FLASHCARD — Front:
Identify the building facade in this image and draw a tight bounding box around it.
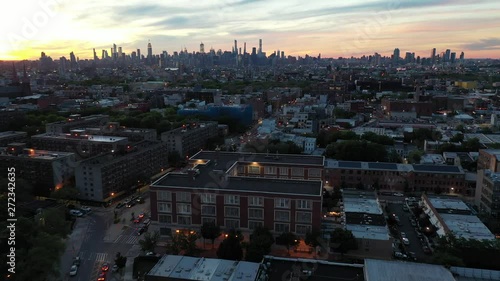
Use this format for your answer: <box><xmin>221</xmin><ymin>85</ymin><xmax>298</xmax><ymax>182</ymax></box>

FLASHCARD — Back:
<box><xmin>75</xmin><ymin>140</ymin><xmax>168</xmax><ymax>202</ymax></box>
<box><xmin>45</xmin><ymin>114</ymin><xmax>109</xmax><ymax>134</ymax></box>
<box><xmin>0</xmin><ymin>143</ymin><xmax>76</xmax><ymax>197</ymax></box>
<box><xmin>475</xmin><ymin>170</ymin><xmax>500</xmax><ymax>218</ymax></box>
<box><xmin>149</xmin><ymin>151</ymin><xmax>324</xmax><ymax>237</ymax></box>
<box><xmin>0</xmin><ymin>131</ymin><xmax>27</xmax><ymax>147</ymax></box>
<box><xmin>161</xmin><ymin>122</ymin><xmax>219</xmax><ymax>158</ymax></box>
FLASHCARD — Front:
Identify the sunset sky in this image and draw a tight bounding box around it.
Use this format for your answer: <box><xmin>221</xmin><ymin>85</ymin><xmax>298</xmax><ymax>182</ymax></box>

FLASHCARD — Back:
<box><xmin>1</xmin><ymin>0</ymin><xmax>500</xmax><ymax>60</ymax></box>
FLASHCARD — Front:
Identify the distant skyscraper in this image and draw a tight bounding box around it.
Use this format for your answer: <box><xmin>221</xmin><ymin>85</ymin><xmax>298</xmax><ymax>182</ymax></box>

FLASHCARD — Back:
<box><xmin>147</xmin><ymin>41</ymin><xmax>153</xmax><ymax>64</ymax></box>
<box><xmin>113</xmin><ymin>43</ymin><xmax>117</xmax><ymax>59</ymax></box>
<box><xmin>393</xmin><ymin>48</ymin><xmax>400</xmax><ymax>64</ymax></box>
<box><xmin>460</xmin><ymin>51</ymin><xmax>465</xmax><ymax>62</ymax></box>
<box><xmin>118</xmin><ymin>47</ymin><xmax>122</xmax><ymax>59</ymax></box>
<box><xmin>450</xmin><ymin>52</ymin><xmax>456</xmax><ymax>64</ymax></box>
<box><xmin>281</xmin><ymin>51</ymin><xmax>284</xmax><ymax>59</ymax></box>
<box><xmin>258</xmin><ymin>39</ymin><xmax>262</xmax><ymax>54</ymax></box>
<box><xmin>69</xmin><ymin>52</ymin><xmax>76</xmax><ymax>69</ymax></box>
<box><xmin>234</xmin><ymin>40</ymin><xmax>238</xmax><ymax>55</ymax></box>
<box><xmin>431</xmin><ymin>48</ymin><xmax>436</xmax><ymax>64</ymax></box>
<box><xmin>137</xmin><ymin>49</ymin><xmax>141</xmax><ymax>61</ymax></box>
<box><xmin>243</xmin><ymin>42</ymin><xmax>246</xmax><ymax>55</ymax></box>
<box><xmin>445</xmin><ymin>49</ymin><xmax>451</xmax><ymax>62</ymax></box>
<box><xmin>200</xmin><ymin>42</ymin><xmax>205</xmax><ymax>53</ymax></box>
<box><xmin>59</xmin><ymin>56</ymin><xmax>67</xmax><ymax>74</ymax></box>
<box><xmin>93</xmin><ymin>48</ymin><xmax>98</xmax><ymax>61</ymax></box>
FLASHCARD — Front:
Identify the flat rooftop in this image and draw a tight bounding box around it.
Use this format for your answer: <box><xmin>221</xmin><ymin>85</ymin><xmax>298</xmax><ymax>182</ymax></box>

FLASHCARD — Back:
<box><xmin>0</xmin><ymin>131</ymin><xmax>26</xmax><ymax>138</ymax></box>
<box><xmin>32</xmin><ymin>133</ymin><xmax>128</xmax><ymax>143</ymax></box>
<box><xmin>0</xmin><ymin>148</ymin><xmax>74</xmax><ymax>160</ymax></box>
<box><xmin>262</xmin><ymin>256</ymin><xmax>364</xmax><ymax>281</ymax></box>
<box><xmin>192</xmin><ymin>151</ymin><xmax>324</xmax><ymax>166</ymax></box>
<box><xmin>346</xmin><ymin>224</ymin><xmax>390</xmax><ymax>240</ymax></box>
<box><xmin>324</xmin><ymin>160</ymin><xmax>463</xmax><ymax>174</ymax></box>
<box><xmin>440</xmin><ymin>213</ymin><xmax>495</xmax><ymax>240</ymax></box>
<box><xmin>153</xmin><ymin>164</ymin><xmax>322</xmax><ymax>196</ymax></box>
<box><xmin>364</xmin><ymin>259</ymin><xmax>455</xmax><ymax>281</ymax></box>
<box><xmin>450</xmin><ymin>266</ymin><xmax>500</xmax><ymax>281</ymax></box>
<box><xmin>147</xmin><ymin>255</ymin><xmax>259</xmax><ymax>281</ymax></box>
<box><xmin>427</xmin><ymin>197</ymin><xmax>470</xmax><ymax>211</ymax></box>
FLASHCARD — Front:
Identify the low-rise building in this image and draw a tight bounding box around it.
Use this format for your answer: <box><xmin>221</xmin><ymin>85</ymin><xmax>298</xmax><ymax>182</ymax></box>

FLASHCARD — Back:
<box><xmin>421</xmin><ymin>194</ymin><xmax>495</xmax><ymax>240</ymax></box>
<box><xmin>45</xmin><ymin>114</ymin><xmax>109</xmax><ymax>134</ymax></box>
<box><xmin>340</xmin><ymin>190</ymin><xmax>393</xmax><ymax>260</ymax></box>
<box><xmin>146</xmin><ymin>255</ymin><xmax>260</xmax><ymax>281</ymax></box>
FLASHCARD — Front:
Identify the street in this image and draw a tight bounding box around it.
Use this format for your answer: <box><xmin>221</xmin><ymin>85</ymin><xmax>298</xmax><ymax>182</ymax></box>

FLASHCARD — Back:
<box><xmin>59</xmin><ymin>194</ymin><xmax>151</xmax><ymax>281</ymax></box>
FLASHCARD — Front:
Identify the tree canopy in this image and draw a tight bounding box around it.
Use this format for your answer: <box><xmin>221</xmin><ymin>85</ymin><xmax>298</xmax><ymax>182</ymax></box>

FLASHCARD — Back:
<box><xmin>200</xmin><ymin>222</ymin><xmax>221</xmax><ymax>249</ymax></box>
<box><xmin>217</xmin><ymin>230</ymin><xmax>243</xmax><ymax>261</ymax></box>
<box><xmin>330</xmin><ymin>228</ymin><xmax>358</xmax><ymax>254</ymax></box>
<box><xmin>245</xmin><ymin>227</ymin><xmax>275</xmax><ymax>262</ymax></box>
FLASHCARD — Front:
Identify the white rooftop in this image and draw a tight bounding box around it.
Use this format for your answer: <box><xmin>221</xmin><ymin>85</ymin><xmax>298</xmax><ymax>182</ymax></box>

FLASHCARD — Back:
<box><xmin>147</xmin><ymin>255</ymin><xmax>260</xmax><ymax>281</ymax></box>
<box><xmin>440</xmin><ymin>214</ymin><xmax>495</xmax><ymax>240</ymax></box>
<box><xmin>346</xmin><ymin>224</ymin><xmax>390</xmax><ymax>240</ymax></box>
<box><xmin>427</xmin><ymin>197</ymin><xmax>469</xmax><ymax>211</ymax></box>
<box><xmin>364</xmin><ymin>259</ymin><xmax>456</xmax><ymax>281</ymax></box>
<box><xmin>343</xmin><ymin>197</ymin><xmax>383</xmax><ymax>215</ymax></box>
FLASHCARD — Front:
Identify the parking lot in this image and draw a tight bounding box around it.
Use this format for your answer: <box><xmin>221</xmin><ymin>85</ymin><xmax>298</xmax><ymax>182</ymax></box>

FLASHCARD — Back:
<box><xmin>388</xmin><ymin>200</ymin><xmax>433</xmax><ymax>262</ymax></box>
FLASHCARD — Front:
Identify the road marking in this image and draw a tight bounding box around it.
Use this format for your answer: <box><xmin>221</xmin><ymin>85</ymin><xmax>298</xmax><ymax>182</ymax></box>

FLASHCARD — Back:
<box><xmin>96</xmin><ymin>253</ymin><xmax>108</xmax><ymax>262</ymax></box>
<box><xmin>113</xmin><ymin>235</ymin><xmax>123</xmax><ymax>243</ymax></box>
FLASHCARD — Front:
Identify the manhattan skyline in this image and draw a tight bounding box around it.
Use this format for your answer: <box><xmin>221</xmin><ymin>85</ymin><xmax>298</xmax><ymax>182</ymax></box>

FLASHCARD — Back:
<box><xmin>1</xmin><ymin>0</ymin><xmax>500</xmax><ymax>60</ymax></box>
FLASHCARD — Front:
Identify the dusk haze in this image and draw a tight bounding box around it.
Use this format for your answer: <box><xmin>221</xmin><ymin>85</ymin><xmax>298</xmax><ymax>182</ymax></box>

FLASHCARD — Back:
<box><xmin>2</xmin><ymin>0</ymin><xmax>500</xmax><ymax>60</ymax></box>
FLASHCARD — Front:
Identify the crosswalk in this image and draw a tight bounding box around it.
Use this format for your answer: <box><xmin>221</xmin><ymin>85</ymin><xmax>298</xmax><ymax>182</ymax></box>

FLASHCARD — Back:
<box><xmin>80</xmin><ymin>251</ymin><xmax>108</xmax><ymax>262</ymax></box>
<box><xmin>113</xmin><ymin>234</ymin><xmax>140</xmax><ymax>244</ymax></box>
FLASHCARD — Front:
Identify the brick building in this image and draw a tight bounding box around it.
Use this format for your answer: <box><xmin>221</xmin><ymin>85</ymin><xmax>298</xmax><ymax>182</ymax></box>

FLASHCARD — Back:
<box><xmin>149</xmin><ymin>151</ymin><xmax>324</xmax><ymax>237</ymax></box>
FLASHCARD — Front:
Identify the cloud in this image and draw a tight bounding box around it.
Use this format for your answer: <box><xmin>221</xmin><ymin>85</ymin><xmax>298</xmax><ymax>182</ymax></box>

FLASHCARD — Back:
<box><xmin>463</xmin><ymin>38</ymin><xmax>500</xmax><ymax>50</ymax></box>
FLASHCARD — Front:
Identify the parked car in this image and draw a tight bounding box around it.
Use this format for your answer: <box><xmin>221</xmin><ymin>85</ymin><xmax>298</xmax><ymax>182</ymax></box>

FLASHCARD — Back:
<box><xmin>115</xmin><ymin>203</ymin><xmax>125</xmax><ymax>209</ymax></box>
<box><xmin>126</xmin><ymin>201</ymin><xmax>136</xmax><ymax>208</ymax></box>
<box><xmin>80</xmin><ymin>206</ymin><xmax>91</xmax><ymax>213</ymax></box>
<box><xmin>69</xmin><ymin>265</ymin><xmax>78</xmax><ymax>276</ymax></box>
<box><xmin>402</xmin><ymin>238</ymin><xmax>410</xmax><ymax>245</ymax></box>
<box><xmin>69</xmin><ymin>210</ymin><xmax>83</xmax><ymax>217</ymax></box>
<box><xmin>394</xmin><ymin>251</ymin><xmax>407</xmax><ymax>259</ymax></box>
<box><xmin>394</xmin><ymin>192</ymin><xmax>404</xmax><ymax>197</ymax></box>
<box><xmin>73</xmin><ymin>257</ymin><xmax>81</xmax><ymax>266</ymax></box>
<box><xmin>143</xmin><ymin>219</ymin><xmax>151</xmax><ymax>227</ymax></box>
<box><xmin>423</xmin><ymin>246</ymin><xmax>432</xmax><ymax>254</ymax></box>
<box><xmin>112</xmin><ymin>264</ymin><xmax>119</xmax><ymax>272</ymax></box>
<box><xmin>408</xmin><ymin>252</ymin><xmax>417</xmax><ymax>261</ymax></box>
<box><xmin>400</xmin><ymin>232</ymin><xmax>407</xmax><ymax>238</ymax></box>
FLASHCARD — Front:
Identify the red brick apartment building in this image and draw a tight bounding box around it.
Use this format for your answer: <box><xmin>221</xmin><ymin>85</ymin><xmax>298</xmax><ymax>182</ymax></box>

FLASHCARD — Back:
<box><xmin>149</xmin><ymin>151</ymin><xmax>324</xmax><ymax>237</ymax></box>
<box><xmin>324</xmin><ymin>160</ymin><xmax>469</xmax><ymax>195</ymax></box>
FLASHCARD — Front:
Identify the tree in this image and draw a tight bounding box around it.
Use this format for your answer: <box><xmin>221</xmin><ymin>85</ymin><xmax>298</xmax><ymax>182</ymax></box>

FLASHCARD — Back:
<box><xmin>166</xmin><ymin>230</ymin><xmax>200</xmax><ymax>256</ymax></box>
<box><xmin>305</xmin><ymin>230</ymin><xmax>322</xmax><ymax>248</ymax></box>
<box><xmin>407</xmin><ymin>150</ymin><xmax>423</xmax><ymax>164</ymax></box>
<box><xmin>167</xmin><ymin>150</ymin><xmax>182</xmax><ymax>167</ymax></box>
<box><xmin>330</xmin><ymin>228</ymin><xmax>358</xmax><ymax>255</ymax></box>
<box><xmin>51</xmin><ymin>186</ymin><xmax>80</xmax><ymax>205</ymax></box>
<box><xmin>276</xmin><ymin>232</ymin><xmax>300</xmax><ymax>255</ymax></box>
<box><xmin>217</xmin><ymin>230</ymin><xmax>243</xmax><ymax>261</ymax></box>
<box><xmin>115</xmin><ymin>252</ymin><xmax>127</xmax><ymax>271</ymax></box>
<box><xmin>201</xmin><ymin>222</ymin><xmax>221</xmax><ymax>249</ymax></box>
<box><xmin>139</xmin><ymin>231</ymin><xmax>160</xmax><ymax>252</ymax></box>
<box><xmin>39</xmin><ymin>207</ymin><xmax>71</xmax><ymax>238</ymax></box>
<box><xmin>245</xmin><ymin>227</ymin><xmax>275</xmax><ymax>262</ymax></box>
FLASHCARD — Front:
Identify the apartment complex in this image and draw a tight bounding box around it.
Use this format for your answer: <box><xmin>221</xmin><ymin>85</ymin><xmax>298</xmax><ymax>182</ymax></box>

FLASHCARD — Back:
<box><xmin>475</xmin><ymin>170</ymin><xmax>500</xmax><ymax>218</ymax></box>
<box><xmin>0</xmin><ymin>143</ymin><xmax>75</xmax><ymax>197</ymax></box>
<box><xmin>0</xmin><ymin>131</ymin><xmax>27</xmax><ymax>147</ymax></box>
<box><xmin>161</xmin><ymin>122</ymin><xmax>219</xmax><ymax>158</ymax></box>
<box><xmin>32</xmin><ymin>130</ymin><xmax>129</xmax><ymax>159</ymax></box>
<box><xmin>75</xmin><ymin>140</ymin><xmax>168</xmax><ymax>202</ymax></box>
<box><xmin>45</xmin><ymin>114</ymin><xmax>109</xmax><ymax>134</ymax></box>
<box><xmin>324</xmin><ymin>160</ymin><xmax>469</xmax><ymax>196</ymax></box>
<box><xmin>150</xmin><ymin>151</ymin><xmax>324</xmax><ymax>237</ymax></box>
<box><xmin>84</xmin><ymin>121</ymin><xmax>157</xmax><ymax>142</ymax></box>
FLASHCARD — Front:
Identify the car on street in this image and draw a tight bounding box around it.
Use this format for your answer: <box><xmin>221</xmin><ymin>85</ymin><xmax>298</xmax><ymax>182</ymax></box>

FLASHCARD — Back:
<box><xmin>73</xmin><ymin>257</ymin><xmax>81</xmax><ymax>266</ymax></box>
<box><xmin>126</xmin><ymin>201</ymin><xmax>136</xmax><ymax>208</ymax></box>
<box><xmin>394</xmin><ymin>192</ymin><xmax>404</xmax><ymax>197</ymax></box>
<box><xmin>133</xmin><ymin>216</ymin><xmax>143</xmax><ymax>223</ymax></box>
<box><xmin>69</xmin><ymin>265</ymin><xmax>78</xmax><ymax>276</ymax></box>
<box><xmin>143</xmin><ymin>219</ymin><xmax>151</xmax><ymax>227</ymax></box>
<box><xmin>408</xmin><ymin>252</ymin><xmax>417</xmax><ymax>261</ymax></box>
<box><xmin>97</xmin><ymin>272</ymin><xmax>107</xmax><ymax>281</ymax></box>
<box><xmin>400</xmin><ymin>232</ymin><xmax>407</xmax><ymax>238</ymax></box>
<box><xmin>115</xmin><ymin>202</ymin><xmax>125</xmax><ymax>209</ymax></box>
<box><xmin>411</xmin><ymin>220</ymin><xmax>417</xmax><ymax>227</ymax></box>
<box><xmin>101</xmin><ymin>262</ymin><xmax>110</xmax><ymax>272</ymax></box>
<box><xmin>137</xmin><ymin>226</ymin><xmax>147</xmax><ymax>235</ymax></box>
<box><xmin>112</xmin><ymin>264</ymin><xmax>119</xmax><ymax>272</ymax></box>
